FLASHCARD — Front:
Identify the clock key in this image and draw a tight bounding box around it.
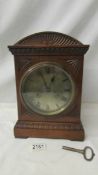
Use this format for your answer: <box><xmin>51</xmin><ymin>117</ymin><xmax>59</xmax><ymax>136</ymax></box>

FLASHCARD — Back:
<box><xmin>62</xmin><ymin>146</ymin><xmax>95</xmax><ymax>161</ymax></box>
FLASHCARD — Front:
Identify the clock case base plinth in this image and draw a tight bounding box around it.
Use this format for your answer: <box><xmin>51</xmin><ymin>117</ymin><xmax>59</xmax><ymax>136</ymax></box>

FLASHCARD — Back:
<box><xmin>14</xmin><ymin>120</ymin><xmax>84</xmax><ymax>141</ymax></box>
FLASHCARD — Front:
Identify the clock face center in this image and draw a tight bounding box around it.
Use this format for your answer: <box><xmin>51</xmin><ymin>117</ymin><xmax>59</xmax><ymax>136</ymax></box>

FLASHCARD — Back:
<box><xmin>20</xmin><ymin>63</ymin><xmax>75</xmax><ymax>116</ymax></box>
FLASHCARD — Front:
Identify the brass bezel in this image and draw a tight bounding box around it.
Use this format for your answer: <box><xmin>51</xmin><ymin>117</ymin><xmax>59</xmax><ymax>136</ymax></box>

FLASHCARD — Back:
<box><xmin>20</xmin><ymin>62</ymin><xmax>75</xmax><ymax>116</ymax></box>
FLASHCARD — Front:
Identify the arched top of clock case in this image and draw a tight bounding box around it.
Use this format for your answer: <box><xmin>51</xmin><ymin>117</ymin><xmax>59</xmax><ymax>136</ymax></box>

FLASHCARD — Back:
<box><xmin>8</xmin><ymin>31</ymin><xmax>89</xmax><ymax>55</ymax></box>
<box><xmin>15</xmin><ymin>31</ymin><xmax>83</xmax><ymax>47</ymax></box>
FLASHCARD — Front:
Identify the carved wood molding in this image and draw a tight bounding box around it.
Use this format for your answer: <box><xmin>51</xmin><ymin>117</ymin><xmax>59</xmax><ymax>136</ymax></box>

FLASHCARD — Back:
<box><xmin>15</xmin><ymin>56</ymin><xmax>82</xmax><ymax>79</ymax></box>
<box><xmin>9</xmin><ymin>46</ymin><xmax>89</xmax><ymax>56</ymax></box>
<box><xmin>66</xmin><ymin>58</ymin><xmax>82</xmax><ymax>77</ymax></box>
<box><xmin>8</xmin><ymin>31</ymin><xmax>89</xmax><ymax>56</ymax></box>
<box><xmin>15</xmin><ymin>57</ymin><xmax>32</xmax><ymax>72</ymax></box>
<box><xmin>15</xmin><ymin>31</ymin><xmax>83</xmax><ymax>46</ymax></box>
<box><xmin>16</xmin><ymin>121</ymin><xmax>83</xmax><ymax>131</ymax></box>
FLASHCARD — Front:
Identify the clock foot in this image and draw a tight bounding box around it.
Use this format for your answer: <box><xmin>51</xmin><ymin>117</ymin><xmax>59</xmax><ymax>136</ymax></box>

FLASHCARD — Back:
<box><xmin>14</xmin><ymin>136</ymin><xmax>29</xmax><ymax>139</ymax></box>
<box><xmin>14</xmin><ymin>120</ymin><xmax>85</xmax><ymax>141</ymax></box>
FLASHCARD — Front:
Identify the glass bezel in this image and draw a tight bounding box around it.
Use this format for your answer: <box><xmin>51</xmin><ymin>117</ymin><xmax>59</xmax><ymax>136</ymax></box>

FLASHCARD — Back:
<box><xmin>20</xmin><ymin>62</ymin><xmax>75</xmax><ymax>116</ymax></box>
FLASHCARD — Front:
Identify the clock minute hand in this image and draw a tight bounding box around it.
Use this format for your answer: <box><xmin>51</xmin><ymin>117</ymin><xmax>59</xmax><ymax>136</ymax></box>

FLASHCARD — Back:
<box><xmin>39</xmin><ymin>72</ymin><xmax>49</xmax><ymax>89</ymax></box>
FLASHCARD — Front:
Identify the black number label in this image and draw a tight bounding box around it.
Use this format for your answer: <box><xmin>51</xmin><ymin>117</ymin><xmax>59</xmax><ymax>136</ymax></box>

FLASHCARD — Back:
<box><xmin>32</xmin><ymin>144</ymin><xmax>47</xmax><ymax>150</ymax></box>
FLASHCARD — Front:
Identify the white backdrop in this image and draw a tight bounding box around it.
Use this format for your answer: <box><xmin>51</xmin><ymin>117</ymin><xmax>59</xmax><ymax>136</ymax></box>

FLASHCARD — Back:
<box><xmin>0</xmin><ymin>0</ymin><xmax>98</xmax><ymax>103</ymax></box>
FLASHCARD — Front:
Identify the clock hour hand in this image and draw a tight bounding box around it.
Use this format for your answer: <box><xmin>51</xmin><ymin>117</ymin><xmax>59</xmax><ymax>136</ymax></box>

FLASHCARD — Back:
<box><xmin>51</xmin><ymin>76</ymin><xmax>55</xmax><ymax>82</ymax></box>
<box><xmin>49</xmin><ymin>75</ymin><xmax>55</xmax><ymax>87</ymax></box>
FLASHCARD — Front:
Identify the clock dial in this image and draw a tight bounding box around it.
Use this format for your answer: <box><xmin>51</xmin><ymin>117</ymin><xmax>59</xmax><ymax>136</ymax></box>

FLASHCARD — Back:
<box><xmin>20</xmin><ymin>63</ymin><xmax>75</xmax><ymax>115</ymax></box>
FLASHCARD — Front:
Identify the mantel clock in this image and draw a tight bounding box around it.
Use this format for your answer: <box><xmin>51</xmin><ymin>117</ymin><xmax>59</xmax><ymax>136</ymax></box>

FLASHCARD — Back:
<box><xmin>8</xmin><ymin>31</ymin><xmax>89</xmax><ymax>140</ymax></box>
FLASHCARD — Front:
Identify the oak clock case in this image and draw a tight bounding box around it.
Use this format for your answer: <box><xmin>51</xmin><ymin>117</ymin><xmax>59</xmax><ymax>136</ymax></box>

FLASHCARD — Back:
<box><xmin>8</xmin><ymin>31</ymin><xmax>89</xmax><ymax>141</ymax></box>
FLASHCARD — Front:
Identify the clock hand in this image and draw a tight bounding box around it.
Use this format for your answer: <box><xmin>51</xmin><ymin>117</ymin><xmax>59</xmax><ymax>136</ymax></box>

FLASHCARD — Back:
<box><xmin>48</xmin><ymin>75</ymin><xmax>55</xmax><ymax>88</ymax></box>
<box><xmin>51</xmin><ymin>76</ymin><xmax>55</xmax><ymax>83</ymax></box>
<box><xmin>39</xmin><ymin>72</ymin><xmax>49</xmax><ymax>89</ymax></box>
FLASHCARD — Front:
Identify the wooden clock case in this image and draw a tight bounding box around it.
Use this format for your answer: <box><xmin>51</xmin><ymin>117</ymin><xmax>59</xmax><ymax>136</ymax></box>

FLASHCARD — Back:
<box><xmin>8</xmin><ymin>31</ymin><xmax>89</xmax><ymax>141</ymax></box>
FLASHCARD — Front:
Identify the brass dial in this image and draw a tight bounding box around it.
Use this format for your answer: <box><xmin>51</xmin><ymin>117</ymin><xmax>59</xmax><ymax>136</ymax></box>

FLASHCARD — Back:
<box><xmin>20</xmin><ymin>63</ymin><xmax>75</xmax><ymax>115</ymax></box>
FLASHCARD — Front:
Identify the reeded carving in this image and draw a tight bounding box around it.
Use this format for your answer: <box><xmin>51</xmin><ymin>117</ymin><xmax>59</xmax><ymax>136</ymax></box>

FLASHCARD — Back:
<box><xmin>15</xmin><ymin>31</ymin><xmax>83</xmax><ymax>46</ymax></box>
<box><xmin>8</xmin><ymin>31</ymin><xmax>89</xmax><ymax>56</ymax></box>
<box><xmin>16</xmin><ymin>121</ymin><xmax>83</xmax><ymax>131</ymax></box>
<box><xmin>66</xmin><ymin>58</ymin><xmax>82</xmax><ymax>77</ymax></box>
